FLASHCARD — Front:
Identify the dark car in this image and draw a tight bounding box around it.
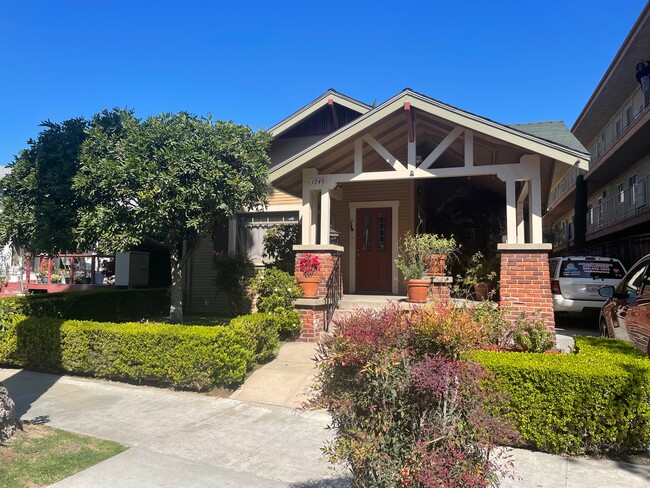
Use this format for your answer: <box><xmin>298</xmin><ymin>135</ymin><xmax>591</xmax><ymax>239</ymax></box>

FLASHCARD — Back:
<box><xmin>599</xmin><ymin>254</ymin><xmax>650</xmax><ymax>355</ymax></box>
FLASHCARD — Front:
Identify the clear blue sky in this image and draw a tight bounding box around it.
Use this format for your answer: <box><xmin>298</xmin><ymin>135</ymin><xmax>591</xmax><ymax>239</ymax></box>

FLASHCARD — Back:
<box><xmin>0</xmin><ymin>1</ymin><xmax>646</xmax><ymax>166</ymax></box>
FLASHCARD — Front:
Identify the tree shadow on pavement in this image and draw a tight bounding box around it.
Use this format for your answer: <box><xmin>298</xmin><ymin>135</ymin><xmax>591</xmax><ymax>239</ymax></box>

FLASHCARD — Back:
<box><xmin>1</xmin><ymin>369</ymin><xmax>60</xmax><ymax>421</ymax></box>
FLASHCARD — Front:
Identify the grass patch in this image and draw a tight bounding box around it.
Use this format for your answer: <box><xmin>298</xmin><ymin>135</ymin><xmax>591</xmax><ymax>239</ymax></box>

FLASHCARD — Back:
<box><xmin>0</xmin><ymin>423</ymin><xmax>126</xmax><ymax>487</ymax></box>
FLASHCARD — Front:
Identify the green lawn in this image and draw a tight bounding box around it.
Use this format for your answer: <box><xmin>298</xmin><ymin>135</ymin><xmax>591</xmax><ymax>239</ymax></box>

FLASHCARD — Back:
<box><xmin>0</xmin><ymin>423</ymin><xmax>126</xmax><ymax>488</ymax></box>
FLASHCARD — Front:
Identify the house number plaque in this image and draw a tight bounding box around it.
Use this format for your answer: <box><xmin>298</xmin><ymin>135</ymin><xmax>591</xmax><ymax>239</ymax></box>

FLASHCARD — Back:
<box><xmin>309</xmin><ymin>177</ymin><xmax>328</xmax><ymax>187</ymax></box>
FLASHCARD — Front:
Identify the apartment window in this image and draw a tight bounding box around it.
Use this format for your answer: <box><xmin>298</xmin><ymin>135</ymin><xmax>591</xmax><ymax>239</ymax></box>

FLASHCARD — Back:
<box><xmin>597</xmin><ymin>197</ymin><xmax>604</xmax><ymax>226</ymax></box>
<box><xmin>588</xmin><ymin>203</ymin><xmax>594</xmax><ymax>225</ymax></box>
<box><xmin>626</xmin><ymin>105</ymin><xmax>635</xmax><ymax>126</ymax></box>
<box><xmin>597</xmin><ymin>132</ymin><xmax>606</xmax><ymax>155</ymax></box>
<box><xmin>615</xmin><ymin>118</ymin><xmax>622</xmax><ymax>136</ymax></box>
<box><xmin>617</xmin><ymin>183</ymin><xmax>625</xmax><ymax>204</ymax></box>
<box><xmin>629</xmin><ymin>174</ymin><xmax>637</xmax><ymax>206</ymax></box>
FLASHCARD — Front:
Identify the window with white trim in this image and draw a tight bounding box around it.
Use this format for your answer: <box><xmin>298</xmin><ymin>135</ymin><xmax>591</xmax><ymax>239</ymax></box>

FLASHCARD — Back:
<box><xmin>617</xmin><ymin>183</ymin><xmax>625</xmax><ymax>204</ymax></box>
<box><xmin>629</xmin><ymin>175</ymin><xmax>637</xmax><ymax>206</ymax></box>
<box><xmin>236</xmin><ymin>211</ymin><xmax>299</xmax><ymax>265</ymax></box>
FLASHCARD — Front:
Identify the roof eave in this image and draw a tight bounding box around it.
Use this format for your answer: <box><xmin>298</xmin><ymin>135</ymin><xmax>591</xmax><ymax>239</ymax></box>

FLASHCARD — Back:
<box><xmin>270</xmin><ymin>89</ymin><xmax>590</xmax><ymax>183</ymax></box>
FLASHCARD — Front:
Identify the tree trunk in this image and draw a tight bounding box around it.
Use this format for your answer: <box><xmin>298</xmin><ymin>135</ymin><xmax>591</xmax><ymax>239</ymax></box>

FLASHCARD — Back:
<box><xmin>169</xmin><ymin>250</ymin><xmax>183</xmax><ymax>324</ymax></box>
<box><xmin>0</xmin><ymin>382</ymin><xmax>16</xmax><ymax>442</ymax></box>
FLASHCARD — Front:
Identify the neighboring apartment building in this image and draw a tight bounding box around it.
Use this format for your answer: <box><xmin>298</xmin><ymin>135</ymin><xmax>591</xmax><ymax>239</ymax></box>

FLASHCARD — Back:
<box><xmin>544</xmin><ymin>2</ymin><xmax>650</xmax><ymax>268</ymax></box>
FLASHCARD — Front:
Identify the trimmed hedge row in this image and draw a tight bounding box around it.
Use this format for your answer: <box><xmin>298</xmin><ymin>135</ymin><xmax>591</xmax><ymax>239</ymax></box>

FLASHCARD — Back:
<box><xmin>471</xmin><ymin>336</ymin><xmax>650</xmax><ymax>455</ymax></box>
<box><xmin>230</xmin><ymin>313</ymin><xmax>280</xmax><ymax>362</ymax></box>
<box><xmin>0</xmin><ymin>312</ymin><xmax>281</xmax><ymax>390</ymax></box>
<box><xmin>3</xmin><ymin>288</ymin><xmax>170</xmax><ymax>322</ymax></box>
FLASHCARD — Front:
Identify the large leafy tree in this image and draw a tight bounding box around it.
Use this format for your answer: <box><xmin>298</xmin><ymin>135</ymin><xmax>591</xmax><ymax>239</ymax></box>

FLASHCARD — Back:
<box><xmin>0</xmin><ymin>118</ymin><xmax>88</xmax><ymax>253</ymax></box>
<box><xmin>74</xmin><ymin>109</ymin><xmax>270</xmax><ymax>323</ymax></box>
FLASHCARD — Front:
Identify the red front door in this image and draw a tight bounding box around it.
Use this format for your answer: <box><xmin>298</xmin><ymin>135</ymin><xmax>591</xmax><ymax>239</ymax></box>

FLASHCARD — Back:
<box><xmin>355</xmin><ymin>207</ymin><xmax>392</xmax><ymax>293</ymax></box>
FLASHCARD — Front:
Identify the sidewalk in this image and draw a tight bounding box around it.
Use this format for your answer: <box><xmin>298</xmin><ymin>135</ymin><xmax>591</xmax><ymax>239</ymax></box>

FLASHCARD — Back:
<box><xmin>2</xmin><ymin>342</ymin><xmax>650</xmax><ymax>487</ymax></box>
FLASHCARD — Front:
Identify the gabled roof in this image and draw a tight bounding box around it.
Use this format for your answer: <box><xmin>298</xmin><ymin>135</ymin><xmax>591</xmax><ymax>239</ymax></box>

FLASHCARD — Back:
<box><xmin>268</xmin><ymin>89</ymin><xmax>372</xmax><ymax>138</ymax></box>
<box><xmin>270</xmin><ymin>88</ymin><xmax>590</xmax><ymax>182</ymax></box>
<box><xmin>509</xmin><ymin>121</ymin><xmax>588</xmax><ymax>154</ymax></box>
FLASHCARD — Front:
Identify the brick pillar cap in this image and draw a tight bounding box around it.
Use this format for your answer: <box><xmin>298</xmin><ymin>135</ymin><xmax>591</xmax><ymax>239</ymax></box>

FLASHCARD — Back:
<box><xmin>497</xmin><ymin>243</ymin><xmax>552</xmax><ymax>252</ymax></box>
<box><xmin>293</xmin><ymin>244</ymin><xmax>344</xmax><ymax>252</ymax></box>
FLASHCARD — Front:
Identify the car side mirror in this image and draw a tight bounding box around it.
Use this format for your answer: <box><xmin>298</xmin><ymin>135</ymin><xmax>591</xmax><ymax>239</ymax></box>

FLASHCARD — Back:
<box><xmin>598</xmin><ymin>285</ymin><xmax>615</xmax><ymax>298</ymax></box>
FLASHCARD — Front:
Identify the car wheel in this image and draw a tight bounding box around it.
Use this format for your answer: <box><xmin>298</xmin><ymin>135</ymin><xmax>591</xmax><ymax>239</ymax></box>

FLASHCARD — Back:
<box><xmin>599</xmin><ymin>317</ymin><xmax>609</xmax><ymax>338</ymax></box>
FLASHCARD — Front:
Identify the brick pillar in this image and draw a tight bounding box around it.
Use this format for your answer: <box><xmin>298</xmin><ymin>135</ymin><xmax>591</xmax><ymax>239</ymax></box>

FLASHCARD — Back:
<box><xmin>428</xmin><ymin>276</ymin><xmax>452</xmax><ymax>303</ymax></box>
<box><xmin>293</xmin><ymin>245</ymin><xmax>344</xmax><ymax>342</ymax></box>
<box><xmin>497</xmin><ymin>244</ymin><xmax>555</xmax><ymax>333</ymax></box>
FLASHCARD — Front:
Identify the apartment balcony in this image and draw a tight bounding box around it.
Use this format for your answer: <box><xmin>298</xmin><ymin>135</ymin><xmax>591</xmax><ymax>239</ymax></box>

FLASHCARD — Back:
<box><xmin>586</xmin><ymin>175</ymin><xmax>650</xmax><ymax>239</ymax></box>
<box><xmin>545</xmin><ymin>87</ymin><xmax>650</xmax><ymax>220</ymax></box>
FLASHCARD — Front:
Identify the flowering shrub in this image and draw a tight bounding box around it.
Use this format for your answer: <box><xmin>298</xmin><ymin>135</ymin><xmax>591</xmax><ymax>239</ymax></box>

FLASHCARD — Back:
<box><xmin>512</xmin><ymin>311</ymin><xmax>554</xmax><ymax>353</ymax></box>
<box><xmin>249</xmin><ymin>267</ymin><xmax>302</xmax><ymax>335</ymax></box>
<box><xmin>312</xmin><ymin>302</ymin><xmax>517</xmax><ymax>487</ymax></box>
<box><xmin>297</xmin><ymin>254</ymin><xmax>320</xmax><ymax>277</ymax></box>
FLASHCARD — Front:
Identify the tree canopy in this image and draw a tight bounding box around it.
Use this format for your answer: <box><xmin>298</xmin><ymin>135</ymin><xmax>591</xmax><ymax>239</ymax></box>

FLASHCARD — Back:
<box><xmin>74</xmin><ymin>109</ymin><xmax>270</xmax><ymax>322</ymax></box>
<box><xmin>0</xmin><ymin>118</ymin><xmax>88</xmax><ymax>254</ymax></box>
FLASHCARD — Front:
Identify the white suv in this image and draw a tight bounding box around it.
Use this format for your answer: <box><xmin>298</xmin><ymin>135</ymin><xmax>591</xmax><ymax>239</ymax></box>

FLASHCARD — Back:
<box><xmin>549</xmin><ymin>256</ymin><xmax>626</xmax><ymax>314</ymax></box>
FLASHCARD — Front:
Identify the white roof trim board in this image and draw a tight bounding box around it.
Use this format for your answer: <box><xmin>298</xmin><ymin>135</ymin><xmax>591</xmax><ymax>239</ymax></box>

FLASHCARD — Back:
<box><xmin>268</xmin><ymin>89</ymin><xmax>372</xmax><ymax>138</ymax></box>
<box><xmin>270</xmin><ymin>89</ymin><xmax>590</xmax><ymax>183</ymax></box>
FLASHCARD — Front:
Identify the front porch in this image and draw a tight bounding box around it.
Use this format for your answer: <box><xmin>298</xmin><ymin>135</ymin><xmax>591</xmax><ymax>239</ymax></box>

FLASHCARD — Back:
<box><xmin>269</xmin><ymin>90</ymin><xmax>590</xmax><ymax>340</ymax></box>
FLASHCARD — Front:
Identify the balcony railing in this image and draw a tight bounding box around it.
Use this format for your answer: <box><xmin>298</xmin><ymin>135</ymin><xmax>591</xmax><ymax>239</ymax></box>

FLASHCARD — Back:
<box><xmin>548</xmin><ymin>163</ymin><xmax>586</xmax><ymax>208</ymax></box>
<box><xmin>547</xmin><ymin>83</ymin><xmax>649</xmax><ymax>209</ymax></box>
<box><xmin>587</xmin><ymin>175</ymin><xmax>649</xmax><ymax>235</ymax></box>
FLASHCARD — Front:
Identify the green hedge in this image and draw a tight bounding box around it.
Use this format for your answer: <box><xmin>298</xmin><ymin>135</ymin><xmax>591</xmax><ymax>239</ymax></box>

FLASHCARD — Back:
<box><xmin>471</xmin><ymin>336</ymin><xmax>650</xmax><ymax>455</ymax></box>
<box><xmin>0</xmin><ymin>316</ymin><xmax>256</xmax><ymax>390</ymax></box>
<box><xmin>3</xmin><ymin>288</ymin><xmax>169</xmax><ymax>322</ymax></box>
<box><xmin>229</xmin><ymin>313</ymin><xmax>279</xmax><ymax>362</ymax></box>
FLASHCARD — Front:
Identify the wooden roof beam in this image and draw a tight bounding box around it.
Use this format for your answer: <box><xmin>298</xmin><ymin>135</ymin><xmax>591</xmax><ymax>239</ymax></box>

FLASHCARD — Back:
<box><xmin>328</xmin><ymin>99</ymin><xmax>339</xmax><ymax>130</ymax></box>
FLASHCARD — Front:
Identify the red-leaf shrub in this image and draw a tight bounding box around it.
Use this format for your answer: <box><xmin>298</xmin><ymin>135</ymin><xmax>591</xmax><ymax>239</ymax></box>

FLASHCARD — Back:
<box><xmin>313</xmin><ymin>303</ymin><xmax>517</xmax><ymax>487</ymax></box>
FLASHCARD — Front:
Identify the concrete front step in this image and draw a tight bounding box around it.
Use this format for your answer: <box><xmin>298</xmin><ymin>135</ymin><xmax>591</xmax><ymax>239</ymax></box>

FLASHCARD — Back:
<box><xmin>336</xmin><ymin>294</ymin><xmax>406</xmax><ymax>310</ymax></box>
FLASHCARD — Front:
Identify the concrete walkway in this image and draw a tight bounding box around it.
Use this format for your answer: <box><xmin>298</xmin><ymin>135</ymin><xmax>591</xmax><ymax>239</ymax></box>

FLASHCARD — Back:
<box><xmin>229</xmin><ymin>342</ymin><xmax>318</xmax><ymax>409</ymax></box>
<box><xmin>2</xmin><ymin>338</ymin><xmax>650</xmax><ymax>487</ymax></box>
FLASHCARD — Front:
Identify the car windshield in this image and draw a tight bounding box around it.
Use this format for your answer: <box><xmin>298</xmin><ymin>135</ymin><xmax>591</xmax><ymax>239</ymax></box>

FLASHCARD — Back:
<box><xmin>559</xmin><ymin>260</ymin><xmax>625</xmax><ymax>279</ymax></box>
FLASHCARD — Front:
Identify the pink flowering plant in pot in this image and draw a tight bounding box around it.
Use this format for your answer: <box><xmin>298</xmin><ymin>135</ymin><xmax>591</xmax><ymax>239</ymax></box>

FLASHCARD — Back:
<box><xmin>298</xmin><ymin>254</ymin><xmax>320</xmax><ymax>278</ymax></box>
<box><xmin>297</xmin><ymin>254</ymin><xmax>320</xmax><ymax>298</ymax></box>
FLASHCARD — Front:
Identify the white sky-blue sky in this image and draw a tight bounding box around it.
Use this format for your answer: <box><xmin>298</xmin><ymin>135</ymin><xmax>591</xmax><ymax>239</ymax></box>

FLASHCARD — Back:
<box><xmin>0</xmin><ymin>1</ymin><xmax>647</xmax><ymax>166</ymax></box>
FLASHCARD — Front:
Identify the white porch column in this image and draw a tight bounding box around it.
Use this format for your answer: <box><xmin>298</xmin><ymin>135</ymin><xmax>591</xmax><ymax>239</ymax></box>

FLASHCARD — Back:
<box><xmin>516</xmin><ymin>182</ymin><xmax>528</xmax><ymax>243</ymax></box>
<box><xmin>506</xmin><ymin>178</ymin><xmax>517</xmax><ymax>244</ymax></box>
<box><xmin>320</xmin><ymin>189</ymin><xmax>331</xmax><ymax>245</ymax></box>
<box><xmin>302</xmin><ymin>169</ymin><xmax>316</xmax><ymax>244</ymax></box>
<box><xmin>310</xmin><ymin>190</ymin><xmax>318</xmax><ymax>244</ymax></box>
<box><xmin>530</xmin><ymin>177</ymin><xmax>543</xmax><ymax>243</ymax></box>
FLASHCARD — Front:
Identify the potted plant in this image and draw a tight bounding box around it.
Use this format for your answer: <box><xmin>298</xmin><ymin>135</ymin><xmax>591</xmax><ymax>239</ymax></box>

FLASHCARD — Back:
<box><xmin>296</xmin><ymin>254</ymin><xmax>320</xmax><ymax>298</ymax></box>
<box><xmin>395</xmin><ymin>233</ymin><xmax>430</xmax><ymax>303</ymax></box>
<box><xmin>51</xmin><ymin>274</ymin><xmax>61</xmax><ymax>284</ymax></box>
<box><xmin>457</xmin><ymin>251</ymin><xmax>499</xmax><ymax>301</ymax></box>
<box><xmin>418</xmin><ymin>233</ymin><xmax>457</xmax><ymax>276</ymax></box>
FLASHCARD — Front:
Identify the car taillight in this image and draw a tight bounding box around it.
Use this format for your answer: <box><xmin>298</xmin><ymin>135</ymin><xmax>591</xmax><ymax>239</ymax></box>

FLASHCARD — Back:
<box><xmin>551</xmin><ymin>280</ymin><xmax>561</xmax><ymax>295</ymax></box>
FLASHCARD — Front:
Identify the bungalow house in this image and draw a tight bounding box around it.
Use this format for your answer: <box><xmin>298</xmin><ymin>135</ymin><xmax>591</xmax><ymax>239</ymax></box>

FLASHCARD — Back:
<box><xmin>184</xmin><ymin>88</ymin><xmax>589</xmax><ymax>338</ymax></box>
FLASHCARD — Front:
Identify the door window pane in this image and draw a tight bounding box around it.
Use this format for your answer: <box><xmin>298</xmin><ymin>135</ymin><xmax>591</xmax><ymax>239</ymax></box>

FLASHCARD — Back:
<box><xmin>363</xmin><ymin>215</ymin><xmax>371</xmax><ymax>251</ymax></box>
<box><xmin>377</xmin><ymin>214</ymin><xmax>386</xmax><ymax>251</ymax></box>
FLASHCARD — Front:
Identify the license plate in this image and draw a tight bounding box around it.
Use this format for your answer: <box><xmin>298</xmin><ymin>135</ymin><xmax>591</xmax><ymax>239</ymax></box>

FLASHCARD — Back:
<box><xmin>586</xmin><ymin>286</ymin><xmax>601</xmax><ymax>293</ymax></box>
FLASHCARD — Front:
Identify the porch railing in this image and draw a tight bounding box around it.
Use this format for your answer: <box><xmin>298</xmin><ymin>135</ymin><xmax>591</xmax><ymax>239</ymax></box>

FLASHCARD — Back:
<box><xmin>325</xmin><ymin>254</ymin><xmax>342</xmax><ymax>331</ymax></box>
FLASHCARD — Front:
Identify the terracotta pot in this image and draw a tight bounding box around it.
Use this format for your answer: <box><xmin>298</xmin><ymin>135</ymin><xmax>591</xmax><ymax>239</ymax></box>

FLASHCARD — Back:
<box><xmin>298</xmin><ymin>276</ymin><xmax>320</xmax><ymax>298</ymax></box>
<box><xmin>423</xmin><ymin>254</ymin><xmax>447</xmax><ymax>276</ymax></box>
<box><xmin>406</xmin><ymin>279</ymin><xmax>430</xmax><ymax>303</ymax></box>
<box><xmin>474</xmin><ymin>282</ymin><xmax>490</xmax><ymax>301</ymax></box>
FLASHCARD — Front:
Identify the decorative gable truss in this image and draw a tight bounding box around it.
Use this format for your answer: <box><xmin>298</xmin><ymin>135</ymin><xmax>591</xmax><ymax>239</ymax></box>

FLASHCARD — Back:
<box><xmin>271</xmin><ymin>90</ymin><xmax>589</xmax><ymax>247</ymax></box>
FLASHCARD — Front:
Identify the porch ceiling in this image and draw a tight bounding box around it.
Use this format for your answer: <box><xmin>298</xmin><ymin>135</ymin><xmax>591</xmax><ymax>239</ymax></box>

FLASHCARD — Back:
<box><xmin>272</xmin><ymin>106</ymin><xmax>556</xmax><ymax>208</ymax></box>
